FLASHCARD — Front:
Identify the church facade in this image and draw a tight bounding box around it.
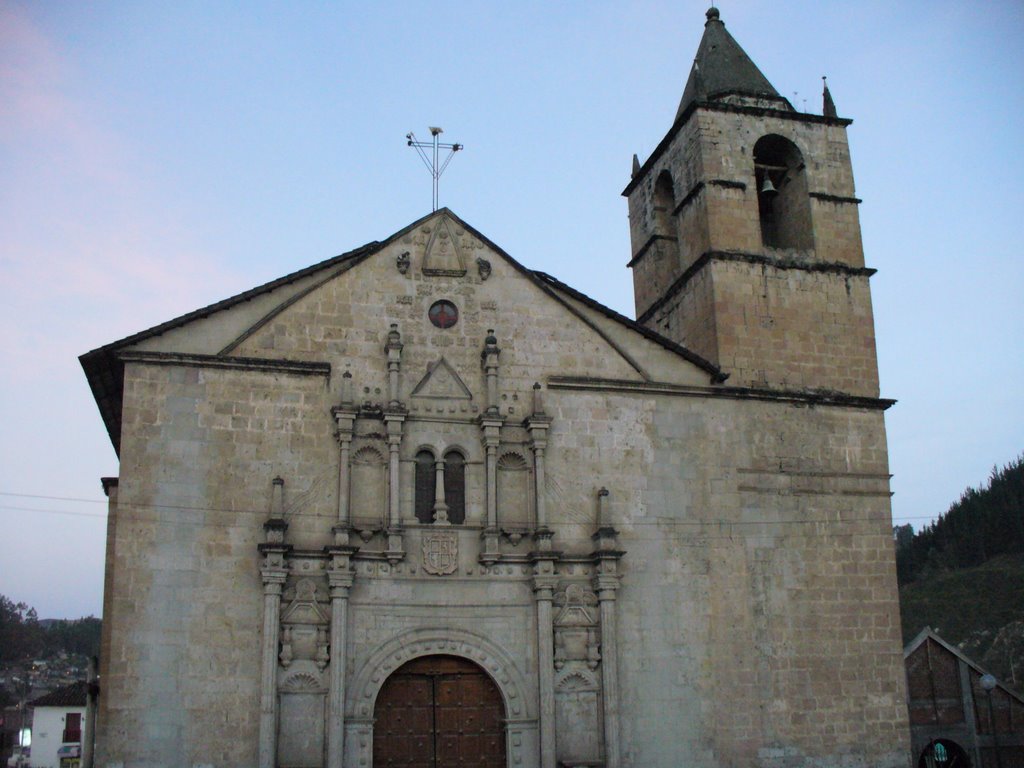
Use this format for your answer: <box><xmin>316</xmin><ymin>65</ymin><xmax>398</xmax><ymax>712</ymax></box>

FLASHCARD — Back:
<box><xmin>81</xmin><ymin>9</ymin><xmax>910</xmax><ymax>768</ymax></box>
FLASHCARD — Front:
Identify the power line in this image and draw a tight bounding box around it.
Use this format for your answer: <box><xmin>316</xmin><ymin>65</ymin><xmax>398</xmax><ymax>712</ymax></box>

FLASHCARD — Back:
<box><xmin>0</xmin><ymin>489</ymin><xmax>944</xmax><ymax>523</ymax></box>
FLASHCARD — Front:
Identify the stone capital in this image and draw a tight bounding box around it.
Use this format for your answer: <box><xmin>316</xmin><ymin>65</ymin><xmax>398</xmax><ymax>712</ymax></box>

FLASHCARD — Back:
<box><xmin>477</xmin><ymin>415</ymin><xmax>505</xmax><ymax>432</ymax></box>
<box><xmin>524</xmin><ymin>415</ymin><xmax>551</xmax><ymax>434</ymax></box>
<box><xmin>384</xmin><ymin>413</ymin><xmax>406</xmax><ymax>437</ymax></box>
<box><xmin>260</xmin><ymin>569</ymin><xmax>288</xmax><ymax>593</ymax></box>
<box><xmin>331</xmin><ymin>406</ymin><xmax>357</xmax><ymax>436</ymax></box>
<box><xmin>593</xmin><ymin>573</ymin><xmax>621</xmax><ymax>598</ymax></box>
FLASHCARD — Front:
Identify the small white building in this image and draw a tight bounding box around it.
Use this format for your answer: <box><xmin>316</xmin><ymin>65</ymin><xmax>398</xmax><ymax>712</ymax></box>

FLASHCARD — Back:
<box><xmin>28</xmin><ymin>682</ymin><xmax>86</xmax><ymax>768</ymax></box>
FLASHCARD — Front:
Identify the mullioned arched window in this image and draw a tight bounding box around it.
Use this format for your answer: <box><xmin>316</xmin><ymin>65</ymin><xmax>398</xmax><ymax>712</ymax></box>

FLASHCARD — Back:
<box><xmin>414</xmin><ymin>447</ymin><xmax>467</xmax><ymax>525</ymax></box>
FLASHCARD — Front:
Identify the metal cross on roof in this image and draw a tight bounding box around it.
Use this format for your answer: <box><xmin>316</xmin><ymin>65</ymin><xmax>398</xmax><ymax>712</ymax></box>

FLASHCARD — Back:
<box><xmin>406</xmin><ymin>127</ymin><xmax>463</xmax><ymax>212</ymax></box>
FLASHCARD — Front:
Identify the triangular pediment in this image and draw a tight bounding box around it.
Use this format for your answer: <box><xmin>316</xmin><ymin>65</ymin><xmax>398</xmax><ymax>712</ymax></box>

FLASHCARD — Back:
<box><xmin>281</xmin><ymin>579</ymin><xmax>329</xmax><ymax>626</ymax></box>
<box><xmin>422</xmin><ymin>214</ymin><xmax>467</xmax><ymax>276</ymax></box>
<box><xmin>411</xmin><ymin>357</ymin><xmax>473</xmax><ymax>401</ymax></box>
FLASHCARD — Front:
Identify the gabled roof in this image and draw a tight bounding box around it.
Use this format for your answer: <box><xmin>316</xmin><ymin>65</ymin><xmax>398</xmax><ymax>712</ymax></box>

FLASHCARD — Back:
<box><xmin>29</xmin><ymin>680</ymin><xmax>87</xmax><ymax>708</ymax></box>
<box><xmin>676</xmin><ymin>7</ymin><xmax>788</xmax><ymax>120</ymax></box>
<box><xmin>81</xmin><ymin>208</ymin><xmax>722</xmax><ymax>455</ymax></box>
<box><xmin>904</xmin><ymin>627</ymin><xmax>1024</xmax><ymax>702</ymax></box>
<box><xmin>533</xmin><ymin>272</ymin><xmax>725</xmax><ymax>382</ymax></box>
<box><xmin>79</xmin><ymin>238</ymin><xmax>381</xmax><ymax>453</ymax></box>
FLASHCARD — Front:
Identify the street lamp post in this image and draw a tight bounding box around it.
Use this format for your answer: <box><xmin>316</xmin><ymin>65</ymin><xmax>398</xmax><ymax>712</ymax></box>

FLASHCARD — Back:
<box><xmin>979</xmin><ymin>673</ymin><xmax>1004</xmax><ymax>768</ymax></box>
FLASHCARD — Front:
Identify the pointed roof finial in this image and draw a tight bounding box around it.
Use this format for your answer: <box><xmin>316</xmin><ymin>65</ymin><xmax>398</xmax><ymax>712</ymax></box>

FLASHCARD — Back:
<box><xmin>822</xmin><ymin>75</ymin><xmax>837</xmax><ymax>118</ymax></box>
<box><xmin>676</xmin><ymin>5</ymin><xmax>785</xmax><ymax>119</ymax></box>
<box><xmin>631</xmin><ymin>153</ymin><xmax>641</xmax><ymax>178</ymax></box>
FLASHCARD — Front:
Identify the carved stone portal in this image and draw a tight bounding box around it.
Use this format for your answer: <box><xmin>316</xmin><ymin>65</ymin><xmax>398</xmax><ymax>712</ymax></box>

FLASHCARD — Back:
<box><xmin>422</xmin><ymin>530</ymin><xmax>459</xmax><ymax>575</ymax></box>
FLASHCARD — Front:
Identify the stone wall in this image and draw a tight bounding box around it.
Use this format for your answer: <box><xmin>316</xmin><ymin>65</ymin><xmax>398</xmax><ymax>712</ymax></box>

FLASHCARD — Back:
<box><xmin>92</xmin><ymin>211</ymin><xmax>907</xmax><ymax>767</ymax></box>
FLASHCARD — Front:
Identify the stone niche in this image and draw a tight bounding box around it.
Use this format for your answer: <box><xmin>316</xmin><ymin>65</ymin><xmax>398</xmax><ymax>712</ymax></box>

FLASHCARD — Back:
<box><xmin>277</xmin><ymin>576</ymin><xmax>330</xmax><ymax>768</ymax></box>
<box><xmin>553</xmin><ymin>583</ymin><xmax>603</xmax><ymax>766</ymax></box>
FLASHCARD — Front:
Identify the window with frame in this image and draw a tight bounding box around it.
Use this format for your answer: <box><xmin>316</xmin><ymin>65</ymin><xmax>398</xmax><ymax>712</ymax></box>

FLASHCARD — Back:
<box><xmin>414</xmin><ymin>450</ymin><xmax>436</xmax><ymax>524</ymax></box>
<box><xmin>62</xmin><ymin>712</ymin><xmax>82</xmax><ymax>743</ymax></box>
<box><xmin>443</xmin><ymin>450</ymin><xmax>466</xmax><ymax>525</ymax></box>
<box><xmin>413</xmin><ymin>447</ymin><xmax>467</xmax><ymax>525</ymax></box>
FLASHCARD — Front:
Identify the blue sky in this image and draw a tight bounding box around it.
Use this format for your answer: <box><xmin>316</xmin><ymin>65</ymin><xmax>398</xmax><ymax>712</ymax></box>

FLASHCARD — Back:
<box><xmin>1</xmin><ymin>1</ymin><xmax>1021</xmax><ymax>618</ymax></box>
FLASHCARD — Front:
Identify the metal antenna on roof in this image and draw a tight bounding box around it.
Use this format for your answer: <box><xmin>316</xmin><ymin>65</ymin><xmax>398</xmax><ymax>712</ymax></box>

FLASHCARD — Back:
<box><xmin>406</xmin><ymin>127</ymin><xmax>464</xmax><ymax>212</ymax></box>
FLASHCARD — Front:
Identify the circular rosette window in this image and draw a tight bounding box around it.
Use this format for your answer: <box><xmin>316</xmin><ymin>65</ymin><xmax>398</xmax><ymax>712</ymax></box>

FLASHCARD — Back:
<box><xmin>428</xmin><ymin>300</ymin><xmax>459</xmax><ymax>329</ymax></box>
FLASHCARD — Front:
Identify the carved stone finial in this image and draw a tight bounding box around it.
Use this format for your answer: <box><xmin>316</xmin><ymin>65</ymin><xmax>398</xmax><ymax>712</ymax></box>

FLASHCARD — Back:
<box><xmin>597</xmin><ymin>487</ymin><xmax>610</xmax><ymax>528</ymax></box>
<box><xmin>340</xmin><ymin>370</ymin><xmax>354</xmax><ymax>406</ymax></box>
<box><xmin>386</xmin><ymin>323</ymin><xmax>402</xmax><ymax>349</ymax></box>
<box><xmin>271</xmin><ymin>477</ymin><xmax>285</xmax><ymax>518</ymax></box>
<box><xmin>822</xmin><ymin>75</ymin><xmax>838</xmax><ymax>118</ymax></box>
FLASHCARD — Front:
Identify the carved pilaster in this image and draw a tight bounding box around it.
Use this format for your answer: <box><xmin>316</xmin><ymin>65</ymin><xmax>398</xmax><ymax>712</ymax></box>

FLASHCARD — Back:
<box><xmin>591</xmin><ymin>492</ymin><xmax>625</xmax><ymax>768</ymax></box>
<box><xmin>525</xmin><ymin>389</ymin><xmax>552</xmax><ymax>531</ymax></box>
<box><xmin>325</xmin><ymin>545</ymin><xmax>356</xmax><ymax>768</ymax></box>
<box><xmin>384</xmin><ymin>412</ymin><xmax>406</xmax><ymax>562</ymax></box>
<box><xmin>384</xmin><ymin>323</ymin><xmax>404</xmax><ymax>408</ymax></box>
<box><xmin>479</xmin><ymin>414</ymin><xmax>504</xmax><ymax>563</ymax></box>
<box><xmin>258</xmin><ymin>517</ymin><xmax>290</xmax><ymax>768</ymax></box>
<box><xmin>532</xmin><ymin>542</ymin><xmax>560</xmax><ymax>768</ymax></box>
<box><xmin>332</xmin><ymin>393</ymin><xmax>357</xmax><ymax>542</ymax></box>
<box><xmin>594</xmin><ymin>569</ymin><xmax>622</xmax><ymax>768</ymax></box>
<box><xmin>481</xmin><ymin>329</ymin><xmax>501</xmax><ymax>415</ymax></box>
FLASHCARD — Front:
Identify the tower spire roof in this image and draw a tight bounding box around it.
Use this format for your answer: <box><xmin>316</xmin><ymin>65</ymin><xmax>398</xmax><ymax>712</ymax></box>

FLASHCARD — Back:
<box><xmin>676</xmin><ymin>6</ymin><xmax>786</xmax><ymax>119</ymax></box>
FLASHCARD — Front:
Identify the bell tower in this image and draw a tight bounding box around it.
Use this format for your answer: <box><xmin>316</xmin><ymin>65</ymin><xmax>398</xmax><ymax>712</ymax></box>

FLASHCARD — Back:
<box><xmin>625</xmin><ymin>7</ymin><xmax>879</xmax><ymax>397</ymax></box>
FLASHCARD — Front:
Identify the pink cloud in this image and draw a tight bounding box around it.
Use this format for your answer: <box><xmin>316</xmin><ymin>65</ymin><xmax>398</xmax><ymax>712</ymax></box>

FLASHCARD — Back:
<box><xmin>0</xmin><ymin>5</ymin><xmax>246</xmax><ymax>383</ymax></box>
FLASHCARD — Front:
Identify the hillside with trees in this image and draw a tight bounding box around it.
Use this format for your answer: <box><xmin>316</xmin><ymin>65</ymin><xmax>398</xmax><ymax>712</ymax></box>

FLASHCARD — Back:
<box><xmin>0</xmin><ymin>596</ymin><xmax>100</xmax><ymax>666</ymax></box>
<box><xmin>896</xmin><ymin>454</ymin><xmax>1024</xmax><ymax>687</ymax></box>
<box><xmin>0</xmin><ymin>596</ymin><xmax>100</xmax><ymax>706</ymax></box>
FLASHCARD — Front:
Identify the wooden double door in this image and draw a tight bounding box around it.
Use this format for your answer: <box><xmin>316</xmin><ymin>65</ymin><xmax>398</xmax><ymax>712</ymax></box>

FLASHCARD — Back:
<box><xmin>373</xmin><ymin>655</ymin><xmax>507</xmax><ymax>767</ymax></box>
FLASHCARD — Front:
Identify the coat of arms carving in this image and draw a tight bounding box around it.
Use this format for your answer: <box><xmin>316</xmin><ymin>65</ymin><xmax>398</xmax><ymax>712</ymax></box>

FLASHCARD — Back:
<box><xmin>422</xmin><ymin>531</ymin><xmax>459</xmax><ymax>575</ymax></box>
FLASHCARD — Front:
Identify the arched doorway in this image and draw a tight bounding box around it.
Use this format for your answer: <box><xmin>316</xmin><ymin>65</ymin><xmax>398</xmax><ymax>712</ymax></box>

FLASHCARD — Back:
<box><xmin>917</xmin><ymin>739</ymin><xmax>971</xmax><ymax>768</ymax></box>
<box><xmin>373</xmin><ymin>654</ymin><xmax>507</xmax><ymax>768</ymax></box>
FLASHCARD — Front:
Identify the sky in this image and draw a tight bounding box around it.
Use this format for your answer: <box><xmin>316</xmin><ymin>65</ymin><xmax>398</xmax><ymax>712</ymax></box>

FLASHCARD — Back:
<box><xmin>1</xmin><ymin>1</ymin><xmax>1021</xmax><ymax>619</ymax></box>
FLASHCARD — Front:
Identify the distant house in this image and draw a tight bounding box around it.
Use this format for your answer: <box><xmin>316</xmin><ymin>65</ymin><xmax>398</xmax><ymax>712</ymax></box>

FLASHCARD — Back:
<box><xmin>28</xmin><ymin>682</ymin><xmax>86</xmax><ymax>768</ymax></box>
<box><xmin>905</xmin><ymin>628</ymin><xmax>1024</xmax><ymax>767</ymax></box>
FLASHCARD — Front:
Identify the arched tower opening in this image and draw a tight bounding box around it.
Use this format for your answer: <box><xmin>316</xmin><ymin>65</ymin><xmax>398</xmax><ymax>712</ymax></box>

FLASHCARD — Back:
<box><xmin>754</xmin><ymin>134</ymin><xmax>813</xmax><ymax>250</ymax></box>
<box><xmin>652</xmin><ymin>169</ymin><xmax>678</xmax><ymax>240</ymax></box>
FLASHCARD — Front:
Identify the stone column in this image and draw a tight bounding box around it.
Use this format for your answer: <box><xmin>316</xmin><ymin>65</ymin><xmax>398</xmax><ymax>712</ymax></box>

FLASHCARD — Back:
<box><xmin>592</xmin><ymin>495</ymin><xmax>624</xmax><ymax>768</ymax></box>
<box><xmin>325</xmin><ymin>546</ymin><xmax>356</xmax><ymax>768</ymax></box>
<box><xmin>479</xmin><ymin>415</ymin><xmax>503</xmax><ymax>563</ymax></box>
<box><xmin>525</xmin><ymin>386</ymin><xmax>552</xmax><ymax>534</ymax></box>
<box><xmin>332</xmin><ymin>389</ymin><xmax>357</xmax><ymax>541</ymax></box>
<box><xmin>385</xmin><ymin>324</ymin><xmax>403</xmax><ymax>408</ymax></box>
<box><xmin>595</xmin><ymin>573</ymin><xmax>621</xmax><ymax>768</ymax></box>
<box><xmin>258</xmin><ymin>517</ymin><xmax>290</xmax><ymax>768</ymax></box>
<box><xmin>531</xmin><ymin>536</ymin><xmax>559</xmax><ymax>768</ymax></box>
<box><xmin>384</xmin><ymin>412</ymin><xmax>406</xmax><ymax>562</ymax></box>
<box><xmin>433</xmin><ymin>459</ymin><xmax>450</xmax><ymax>523</ymax></box>
<box><xmin>481</xmin><ymin>330</ymin><xmax>500</xmax><ymax>414</ymax></box>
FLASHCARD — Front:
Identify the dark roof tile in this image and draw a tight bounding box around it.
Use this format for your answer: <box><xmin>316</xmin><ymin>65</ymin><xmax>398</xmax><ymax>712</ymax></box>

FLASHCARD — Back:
<box><xmin>29</xmin><ymin>680</ymin><xmax>87</xmax><ymax>708</ymax></box>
